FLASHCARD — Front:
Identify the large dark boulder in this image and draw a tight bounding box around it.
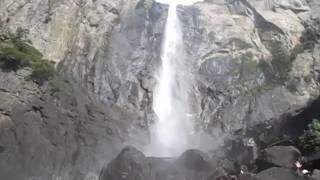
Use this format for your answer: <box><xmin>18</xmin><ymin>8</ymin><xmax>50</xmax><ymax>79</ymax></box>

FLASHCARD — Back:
<box><xmin>176</xmin><ymin>149</ymin><xmax>212</xmax><ymax>172</ymax></box>
<box><xmin>174</xmin><ymin>149</ymin><xmax>213</xmax><ymax>179</ymax></box>
<box><xmin>312</xmin><ymin>169</ymin><xmax>320</xmax><ymax>179</ymax></box>
<box><xmin>239</xmin><ymin>173</ymin><xmax>260</xmax><ymax>180</ymax></box>
<box><xmin>209</xmin><ymin>151</ymin><xmax>238</xmax><ymax>177</ymax></box>
<box><xmin>99</xmin><ymin>146</ymin><xmax>154</xmax><ymax>180</ymax></box>
<box><xmin>224</xmin><ymin>137</ymin><xmax>258</xmax><ymax>166</ymax></box>
<box><xmin>261</xmin><ymin>146</ymin><xmax>301</xmax><ymax>168</ymax></box>
<box><xmin>257</xmin><ymin>167</ymin><xmax>307</xmax><ymax>180</ymax></box>
<box><xmin>154</xmin><ymin>149</ymin><xmax>214</xmax><ymax>180</ymax></box>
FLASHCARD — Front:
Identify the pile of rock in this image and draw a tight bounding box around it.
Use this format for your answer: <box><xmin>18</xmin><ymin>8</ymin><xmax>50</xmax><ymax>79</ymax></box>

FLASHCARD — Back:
<box><xmin>99</xmin><ymin>145</ymin><xmax>320</xmax><ymax>180</ymax></box>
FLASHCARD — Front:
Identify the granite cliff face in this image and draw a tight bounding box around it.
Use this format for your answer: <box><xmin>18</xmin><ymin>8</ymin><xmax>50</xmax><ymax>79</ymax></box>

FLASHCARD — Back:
<box><xmin>0</xmin><ymin>0</ymin><xmax>320</xmax><ymax>179</ymax></box>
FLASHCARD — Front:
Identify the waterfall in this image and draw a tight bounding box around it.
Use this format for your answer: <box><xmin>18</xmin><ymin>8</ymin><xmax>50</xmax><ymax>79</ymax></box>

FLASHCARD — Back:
<box><xmin>145</xmin><ymin>2</ymin><xmax>192</xmax><ymax>157</ymax></box>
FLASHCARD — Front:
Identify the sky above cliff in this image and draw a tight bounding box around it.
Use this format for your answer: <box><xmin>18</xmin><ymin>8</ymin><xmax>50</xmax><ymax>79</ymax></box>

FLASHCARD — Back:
<box><xmin>155</xmin><ymin>0</ymin><xmax>204</xmax><ymax>5</ymax></box>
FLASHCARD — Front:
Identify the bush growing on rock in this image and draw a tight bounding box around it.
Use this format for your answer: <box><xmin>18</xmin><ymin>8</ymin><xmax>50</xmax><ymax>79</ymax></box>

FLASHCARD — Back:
<box><xmin>0</xmin><ymin>47</ymin><xmax>29</xmax><ymax>70</ymax></box>
<box><xmin>0</xmin><ymin>28</ymin><xmax>54</xmax><ymax>84</ymax></box>
<box><xmin>270</xmin><ymin>42</ymin><xmax>291</xmax><ymax>82</ymax></box>
<box><xmin>240</xmin><ymin>52</ymin><xmax>258</xmax><ymax>75</ymax></box>
<box><xmin>290</xmin><ymin>44</ymin><xmax>304</xmax><ymax>61</ymax></box>
<box><xmin>299</xmin><ymin>118</ymin><xmax>320</xmax><ymax>153</ymax></box>
<box><xmin>30</xmin><ymin>60</ymin><xmax>55</xmax><ymax>84</ymax></box>
<box><xmin>260</xmin><ymin>42</ymin><xmax>304</xmax><ymax>86</ymax></box>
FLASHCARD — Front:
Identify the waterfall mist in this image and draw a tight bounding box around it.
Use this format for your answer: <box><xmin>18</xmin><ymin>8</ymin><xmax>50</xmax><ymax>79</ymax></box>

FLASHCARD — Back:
<box><xmin>145</xmin><ymin>2</ymin><xmax>194</xmax><ymax>157</ymax></box>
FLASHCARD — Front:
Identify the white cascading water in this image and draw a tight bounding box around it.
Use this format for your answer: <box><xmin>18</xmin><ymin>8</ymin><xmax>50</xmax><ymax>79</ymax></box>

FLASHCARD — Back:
<box><xmin>146</xmin><ymin>1</ymin><xmax>197</xmax><ymax>157</ymax></box>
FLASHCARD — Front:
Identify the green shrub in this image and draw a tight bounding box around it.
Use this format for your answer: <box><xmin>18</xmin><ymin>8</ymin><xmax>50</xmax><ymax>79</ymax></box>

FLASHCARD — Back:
<box><xmin>290</xmin><ymin>44</ymin><xmax>304</xmax><ymax>61</ymax></box>
<box><xmin>240</xmin><ymin>52</ymin><xmax>258</xmax><ymax>78</ymax></box>
<box><xmin>299</xmin><ymin>119</ymin><xmax>320</xmax><ymax>153</ymax></box>
<box><xmin>244</xmin><ymin>83</ymin><xmax>275</xmax><ymax>96</ymax></box>
<box><xmin>259</xmin><ymin>45</ymin><xmax>288</xmax><ymax>84</ymax></box>
<box><xmin>0</xmin><ymin>47</ymin><xmax>30</xmax><ymax>70</ymax></box>
<box><xmin>270</xmin><ymin>42</ymin><xmax>291</xmax><ymax>82</ymax></box>
<box><xmin>261</xmin><ymin>42</ymin><xmax>303</xmax><ymax>84</ymax></box>
<box><xmin>49</xmin><ymin>78</ymin><xmax>62</xmax><ymax>95</ymax></box>
<box><xmin>30</xmin><ymin>60</ymin><xmax>55</xmax><ymax>84</ymax></box>
<box><xmin>0</xmin><ymin>28</ymin><xmax>54</xmax><ymax>84</ymax></box>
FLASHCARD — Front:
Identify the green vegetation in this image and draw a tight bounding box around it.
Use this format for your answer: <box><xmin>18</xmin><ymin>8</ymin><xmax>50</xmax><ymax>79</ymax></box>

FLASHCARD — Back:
<box><xmin>299</xmin><ymin>119</ymin><xmax>320</xmax><ymax>153</ymax></box>
<box><xmin>0</xmin><ymin>28</ymin><xmax>54</xmax><ymax>84</ymax></box>
<box><xmin>49</xmin><ymin>77</ymin><xmax>62</xmax><ymax>95</ymax></box>
<box><xmin>258</xmin><ymin>43</ymin><xmax>291</xmax><ymax>85</ymax></box>
<box><xmin>270</xmin><ymin>42</ymin><xmax>292</xmax><ymax>82</ymax></box>
<box><xmin>290</xmin><ymin>43</ymin><xmax>304</xmax><ymax>61</ymax></box>
<box><xmin>240</xmin><ymin>52</ymin><xmax>258</xmax><ymax>77</ymax></box>
<box><xmin>259</xmin><ymin>42</ymin><xmax>304</xmax><ymax>86</ymax></box>
<box><xmin>30</xmin><ymin>60</ymin><xmax>55</xmax><ymax>84</ymax></box>
<box><xmin>239</xmin><ymin>52</ymin><xmax>276</xmax><ymax>97</ymax></box>
<box><xmin>244</xmin><ymin>83</ymin><xmax>275</xmax><ymax>96</ymax></box>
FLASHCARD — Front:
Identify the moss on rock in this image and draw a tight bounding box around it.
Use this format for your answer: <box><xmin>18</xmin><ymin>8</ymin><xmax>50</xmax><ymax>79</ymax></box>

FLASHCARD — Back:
<box><xmin>0</xmin><ymin>28</ymin><xmax>55</xmax><ymax>85</ymax></box>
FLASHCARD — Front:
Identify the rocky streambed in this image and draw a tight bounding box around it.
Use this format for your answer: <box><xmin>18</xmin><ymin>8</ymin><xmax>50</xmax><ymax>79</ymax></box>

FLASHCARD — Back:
<box><xmin>99</xmin><ymin>144</ymin><xmax>320</xmax><ymax>180</ymax></box>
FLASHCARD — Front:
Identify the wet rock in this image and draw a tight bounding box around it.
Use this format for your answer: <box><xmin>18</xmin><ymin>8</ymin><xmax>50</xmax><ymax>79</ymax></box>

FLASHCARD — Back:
<box><xmin>99</xmin><ymin>146</ymin><xmax>154</xmax><ymax>180</ymax></box>
<box><xmin>257</xmin><ymin>167</ymin><xmax>307</xmax><ymax>180</ymax></box>
<box><xmin>239</xmin><ymin>173</ymin><xmax>260</xmax><ymax>180</ymax></box>
<box><xmin>261</xmin><ymin>146</ymin><xmax>301</xmax><ymax>168</ymax></box>
<box><xmin>176</xmin><ymin>149</ymin><xmax>212</xmax><ymax>172</ymax></box>
<box><xmin>174</xmin><ymin>149</ymin><xmax>213</xmax><ymax>179</ymax></box>
<box><xmin>207</xmin><ymin>143</ymin><xmax>242</xmax><ymax>177</ymax></box>
<box><xmin>224</xmin><ymin>137</ymin><xmax>258</xmax><ymax>166</ymax></box>
<box><xmin>100</xmin><ymin>148</ymin><xmax>233</xmax><ymax>180</ymax></box>
<box><xmin>152</xmin><ymin>149</ymin><xmax>214</xmax><ymax>180</ymax></box>
<box><xmin>312</xmin><ymin>169</ymin><xmax>320</xmax><ymax>179</ymax></box>
<box><xmin>205</xmin><ymin>174</ymin><xmax>238</xmax><ymax>180</ymax></box>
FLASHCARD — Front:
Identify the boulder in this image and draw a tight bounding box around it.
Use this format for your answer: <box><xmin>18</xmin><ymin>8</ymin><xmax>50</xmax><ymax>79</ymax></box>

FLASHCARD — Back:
<box><xmin>224</xmin><ymin>137</ymin><xmax>258</xmax><ymax>166</ymax></box>
<box><xmin>261</xmin><ymin>146</ymin><xmax>301</xmax><ymax>168</ymax></box>
<box><xmin>147</xmin><ymin>157</ymin><xmax>175</xmax><ymax>180</ymax></box>
<box><xmin>239</xmin><ymin>173</ymin><xmax>260</xmax><ymax>180</ymax></box>
<box><xmin>257</xmin><ymin>167</ymin><xmax>307</xmax><ymax>180</ymax></box>
<box><xmin>175</xmin><ymin>149</ymin><xmax>212</xmax><ymax>172</ymax></box>
<box><xmin>312</xmin><ymin>169</ymin><xmax>320</xmax><ymax>179</ymax></box>
<box><xmin>99</xmin><ymin>146</ymin><xmax>154</xmax><ymax>180</ymax></box>
<box><xmin>156</xmin><ymin>149</ymin><xmax>214</xmax><ymax>180</ymax></box>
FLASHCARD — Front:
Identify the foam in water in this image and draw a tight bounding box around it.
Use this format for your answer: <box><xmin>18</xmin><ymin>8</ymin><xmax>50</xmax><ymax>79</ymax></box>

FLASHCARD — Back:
<box><xmin>145</xmin><ymin>0</ymin><xmax>201</xmax><ymax>157</ymax></box>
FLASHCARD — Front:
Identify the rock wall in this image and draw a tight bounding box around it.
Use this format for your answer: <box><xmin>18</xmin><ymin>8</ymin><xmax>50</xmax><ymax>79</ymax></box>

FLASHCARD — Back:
<box><xmin>0</xmin><ymin>68</ymin><xmax>133</xmax><ymax>179</ymax></box>
<box><xmin>180</xmin><ymin>0</ymin><xmax>320</xmax><ymax>139</ymax></box>
<box><xmin>1</xmin><ymin>0</ymin><xmax>320</xmax><ymax>179</ymax></box>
